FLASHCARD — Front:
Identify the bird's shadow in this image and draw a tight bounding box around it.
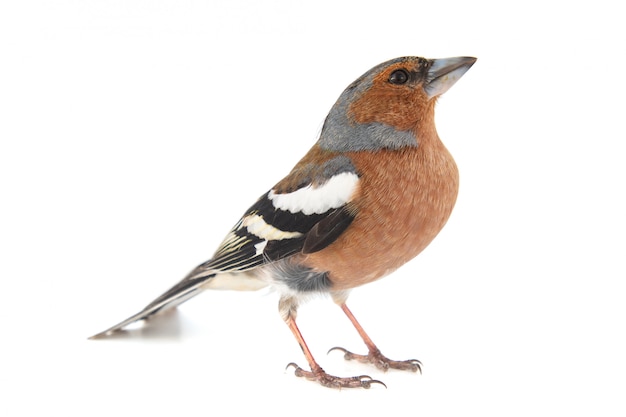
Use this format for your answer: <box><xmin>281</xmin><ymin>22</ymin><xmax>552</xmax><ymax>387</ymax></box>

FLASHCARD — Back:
<box><xmin>92</xmin><ymin>309</ymin><xmax>188</xmax><ymax>341</ymax></box>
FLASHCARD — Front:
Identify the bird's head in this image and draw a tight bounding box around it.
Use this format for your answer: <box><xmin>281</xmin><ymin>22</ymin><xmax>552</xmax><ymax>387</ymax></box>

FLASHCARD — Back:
<box><xmin>319</xmin><ymin>56</ymin><xmax>476</xmax><ymax>152</ymax></box>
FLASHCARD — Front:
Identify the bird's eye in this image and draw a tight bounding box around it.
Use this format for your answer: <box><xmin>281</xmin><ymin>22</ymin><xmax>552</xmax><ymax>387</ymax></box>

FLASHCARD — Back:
<box><xmin>389</xmin><ymin>69</ymin><xmax>409</xmax><ymax>85</ymax></box>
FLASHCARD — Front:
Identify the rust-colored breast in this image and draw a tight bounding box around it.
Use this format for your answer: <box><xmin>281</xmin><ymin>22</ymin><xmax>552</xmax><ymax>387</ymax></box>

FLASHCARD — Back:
<box><xmin>302</xmin><ymin>141</ymin><xmax>459</xmax><ymax>290</ymax></box>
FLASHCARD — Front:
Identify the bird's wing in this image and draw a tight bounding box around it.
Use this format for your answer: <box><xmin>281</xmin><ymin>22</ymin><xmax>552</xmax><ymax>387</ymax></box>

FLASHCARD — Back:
<box><xmin>195</xmin><ymin>168</ymin><xmax>361</xmax><ymax>277</ymax></box>
<box><xmin>90</xmin><ymin>156</ymin><xmax>360</xmax><ymax>338</ymax></box>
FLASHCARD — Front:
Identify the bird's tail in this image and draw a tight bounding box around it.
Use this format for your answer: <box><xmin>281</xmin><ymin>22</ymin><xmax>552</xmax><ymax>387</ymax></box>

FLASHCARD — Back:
<box><xmin>89</xmin><ymin>266</ymin><xmax>216</xmax><ymax>339</ymax></box>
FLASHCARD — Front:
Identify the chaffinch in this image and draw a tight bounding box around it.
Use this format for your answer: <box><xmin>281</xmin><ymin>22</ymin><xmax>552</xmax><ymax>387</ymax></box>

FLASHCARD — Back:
<box><xmin>91</xmin><ymin>55</ymin><xmax>477</xmax><ymax>389</ymax></box>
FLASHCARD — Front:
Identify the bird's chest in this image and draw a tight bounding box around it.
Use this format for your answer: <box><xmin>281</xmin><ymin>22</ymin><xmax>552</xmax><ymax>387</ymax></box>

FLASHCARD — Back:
<box><xmin>305</xmin><ymin>146</ymin><xmax>459</xmax><ymax>290</ymax></box>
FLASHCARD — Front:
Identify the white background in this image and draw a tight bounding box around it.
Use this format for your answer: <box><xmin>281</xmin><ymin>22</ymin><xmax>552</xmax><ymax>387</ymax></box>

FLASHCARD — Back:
<box><xmin>1</xmin><ymin>1</ymin><xmax>625</xmax><ymax>415</ymax></box>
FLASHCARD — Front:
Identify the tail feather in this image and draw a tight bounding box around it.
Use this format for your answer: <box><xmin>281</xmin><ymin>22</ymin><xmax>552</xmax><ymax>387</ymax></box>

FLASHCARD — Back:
<box><xmin>89</xmin><ymin>269</ymin><xmax>216</xmax><ymax>339</ymax></box>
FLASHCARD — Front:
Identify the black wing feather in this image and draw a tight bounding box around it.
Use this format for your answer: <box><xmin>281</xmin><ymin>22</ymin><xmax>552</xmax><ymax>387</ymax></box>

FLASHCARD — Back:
<box><xmin>201</xmin><ymin>194</ymin><xmax>356</xmax><ymax>273</ymax></box>
<box><xmin>302</xmin><ymin>208</ymin><xmax>355</xmax><ymax>254</ymax></box>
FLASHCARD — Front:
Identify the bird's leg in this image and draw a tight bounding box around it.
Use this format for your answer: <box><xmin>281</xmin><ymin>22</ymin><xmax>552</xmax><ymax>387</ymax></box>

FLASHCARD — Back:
<box><xmin>329</xmin><ymin>303</ymin><xmax>422</xmax><ymax>373</ymax></box>
<box><xmin>280</xmin><ymin>297</ymin><xmax>385</xmax><ymax>389</ymax></box>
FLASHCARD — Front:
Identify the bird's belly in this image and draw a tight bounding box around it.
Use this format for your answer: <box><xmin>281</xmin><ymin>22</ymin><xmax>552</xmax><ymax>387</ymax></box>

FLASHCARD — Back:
<box><xmin>302</xmin><ymin>146</ymin><xmax>459</xmax><ymax>290</ymax></box>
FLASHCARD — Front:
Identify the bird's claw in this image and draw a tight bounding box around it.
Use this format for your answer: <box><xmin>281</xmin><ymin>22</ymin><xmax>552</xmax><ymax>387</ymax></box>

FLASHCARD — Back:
<box><xmin>328</xmin><ymin>346</ymin><xmax>422</xmax><ymax>373</ymax></box>
<box><xmin>286</xmin><ymin>362</ymin><xmax>386</xmax><ymax>389</ymax></box>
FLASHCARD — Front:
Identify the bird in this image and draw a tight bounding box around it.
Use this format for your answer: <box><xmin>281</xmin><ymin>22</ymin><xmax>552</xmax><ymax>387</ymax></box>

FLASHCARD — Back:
<box><xmin>90</xmin><ymin>55</ymin><xmax>477</xmax><ymax>389</ymax></box>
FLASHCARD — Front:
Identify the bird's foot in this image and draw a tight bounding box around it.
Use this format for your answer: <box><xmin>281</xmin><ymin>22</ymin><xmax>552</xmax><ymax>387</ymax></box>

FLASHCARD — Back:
<box><xmin>328</xmin><ymin>347</ymin><xmax>422</xmax><ymax>373</ymax></box>
<box><xmin>286</xmin><ymin>363</ymin><xmax>386</xmax><ymax>389</ymax></box>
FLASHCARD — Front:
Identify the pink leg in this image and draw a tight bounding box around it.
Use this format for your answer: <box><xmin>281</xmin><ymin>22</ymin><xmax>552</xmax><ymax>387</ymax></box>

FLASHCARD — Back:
<box><xmin>329</xmin><ymin>303</ymin><xmax>422</xmax><ymax>373</ymax></box>
<box><xmin>284</xmin><ymin>315</ymin><xmax>386</xmax><ymax>388</ymax></box>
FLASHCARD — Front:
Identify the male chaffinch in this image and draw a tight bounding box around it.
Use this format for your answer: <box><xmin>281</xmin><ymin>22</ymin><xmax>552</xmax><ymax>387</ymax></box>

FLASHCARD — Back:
<box><xmin>91</xmin><ymin>55</ymin><xmax>477</xmax><ymax>389</ymax></box>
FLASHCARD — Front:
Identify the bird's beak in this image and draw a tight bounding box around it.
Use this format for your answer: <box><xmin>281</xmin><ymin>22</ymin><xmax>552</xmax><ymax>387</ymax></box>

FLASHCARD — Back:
<box><xmin>424</xmin><ymin>56</ymin><xmax>477</xmax><ymax>99</ymax></box>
